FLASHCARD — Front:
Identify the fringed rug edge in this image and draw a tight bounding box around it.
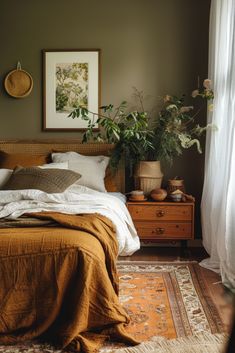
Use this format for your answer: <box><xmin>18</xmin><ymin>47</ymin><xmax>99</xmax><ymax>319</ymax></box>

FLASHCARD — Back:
<box><xmin>117</xmin><ymin>260</ymin><xmax>198</xmax><ymax>265</ymax></box>
<box><xmin>113</xmin><ymin>332</ymin><xmax>228</xmax><ymax>353</ymax></box>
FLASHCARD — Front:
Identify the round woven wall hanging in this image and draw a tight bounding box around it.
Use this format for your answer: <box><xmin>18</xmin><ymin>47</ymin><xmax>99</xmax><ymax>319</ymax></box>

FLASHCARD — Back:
<box><xmin>4</xmin><ymin>62</ymin><xmax>33</xmax><ymax>98</ymax></box>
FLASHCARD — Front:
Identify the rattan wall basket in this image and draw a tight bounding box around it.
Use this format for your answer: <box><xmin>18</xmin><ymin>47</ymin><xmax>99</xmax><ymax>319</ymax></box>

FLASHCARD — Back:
<box><xmin>4</xmin><ymin>62</ymin><xmax>33</xmax><ymax>98</ymax></box>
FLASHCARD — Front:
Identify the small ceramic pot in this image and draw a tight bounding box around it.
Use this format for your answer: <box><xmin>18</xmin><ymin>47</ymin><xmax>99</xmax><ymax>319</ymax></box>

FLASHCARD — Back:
<box><xmin>170</xmin><ymin>193</ymin><xmax>183</xmax><ymax>202</ymax></box>
<box><xmin>167</xmin><ymin>179</ymin><xmax>185</xmax><ymax>194</ymax></box>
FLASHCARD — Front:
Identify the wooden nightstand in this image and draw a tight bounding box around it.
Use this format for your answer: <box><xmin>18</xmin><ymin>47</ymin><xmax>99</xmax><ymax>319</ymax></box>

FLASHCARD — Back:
<box><xmin>126</xmin><ymin>200</ymin><xmax>194</xmax><ymax>249</ymax></box>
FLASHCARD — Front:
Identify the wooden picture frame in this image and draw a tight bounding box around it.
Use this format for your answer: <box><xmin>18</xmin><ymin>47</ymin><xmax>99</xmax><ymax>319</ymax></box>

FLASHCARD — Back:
<box><xmin>42</xmin><ymin>49</ymin><xmax>100</xmax><ymax>131</ymax></box>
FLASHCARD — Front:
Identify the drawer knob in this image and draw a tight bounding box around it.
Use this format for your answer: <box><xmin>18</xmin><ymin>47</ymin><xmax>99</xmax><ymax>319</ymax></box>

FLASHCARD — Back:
<box><xmin>156</xmin><ymin>227</ymin><xmax>165</xmax><ymax>234</ymax></box>
<box><xmin>156</xmin><ymin>210</ymin><xmax>165</xmax><ymax>217</ymax></box>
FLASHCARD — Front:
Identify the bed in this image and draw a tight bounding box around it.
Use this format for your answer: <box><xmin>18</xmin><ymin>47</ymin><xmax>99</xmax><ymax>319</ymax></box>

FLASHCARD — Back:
<box><xmin>0</xmin><ymin>140</ymin><xmax>140</xmax><ymax>352</ymax></box>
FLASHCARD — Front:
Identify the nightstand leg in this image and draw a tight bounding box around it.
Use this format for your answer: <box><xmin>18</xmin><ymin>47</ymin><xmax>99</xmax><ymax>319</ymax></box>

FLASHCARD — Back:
<box><xmin>180</xmin><ymin>240</ymin><xmax>189</xmax><ymax>258</ymax></box>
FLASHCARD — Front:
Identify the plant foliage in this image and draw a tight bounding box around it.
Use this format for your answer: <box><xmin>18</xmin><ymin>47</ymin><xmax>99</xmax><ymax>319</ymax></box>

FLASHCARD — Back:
<box><xmin>69</xmin><ymin>97</ymin><xmax>154</xmax><ymax>170</ymax></box>
<box><xmin>68</xmin><ymin>79</ymin><xmax>215</xmax><ymax>169</ymax></box>
<box><xmin>151</xmin><ymin>79</ymin><xmax>215</xmax><ymax>165</ymax></box>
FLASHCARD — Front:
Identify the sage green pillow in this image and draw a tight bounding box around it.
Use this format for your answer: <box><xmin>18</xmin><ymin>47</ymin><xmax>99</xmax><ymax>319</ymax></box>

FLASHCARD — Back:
<box><xmin>2</xmin><ymin>166</ymin><xmax>81</xmax><ymax>193</ymax></box>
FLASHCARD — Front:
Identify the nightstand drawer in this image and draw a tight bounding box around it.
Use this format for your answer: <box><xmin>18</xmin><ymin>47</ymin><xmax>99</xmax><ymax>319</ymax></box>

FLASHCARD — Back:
<box><xmin>128</xmin><ymin>204</ymin><xmax>193</xmax><ymax>221</ymax></box>
<box><xmin>135</xmin><ymin>221</ymin><xmax>192</xmax><ymax>239</ymax></box>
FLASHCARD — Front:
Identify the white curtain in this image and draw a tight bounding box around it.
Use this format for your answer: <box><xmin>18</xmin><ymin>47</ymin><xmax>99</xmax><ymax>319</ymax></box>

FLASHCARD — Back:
<box><xmin>200</xmin><ymin>0</ymin><xmax>235</xmax><ymax>291</ymax></box>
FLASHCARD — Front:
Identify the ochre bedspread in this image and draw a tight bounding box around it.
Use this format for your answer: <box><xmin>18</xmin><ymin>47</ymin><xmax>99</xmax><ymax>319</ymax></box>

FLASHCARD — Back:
<box><xmin>0</xmin><ymin>212</ymin><xmax>138</xmax><ymax>352</ymax></box>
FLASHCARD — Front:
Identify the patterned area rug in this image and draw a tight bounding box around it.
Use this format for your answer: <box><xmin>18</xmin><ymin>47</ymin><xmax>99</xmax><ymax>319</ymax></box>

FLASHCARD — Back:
<box><xmin>0</xmin><ymin>261</ymin><xmax>227</xmax><ymax>353</ymax></box>
<box><xmin>117</xmin><ymin>261</ymin><xmax>224</xmax><ymax>341</ymax></box>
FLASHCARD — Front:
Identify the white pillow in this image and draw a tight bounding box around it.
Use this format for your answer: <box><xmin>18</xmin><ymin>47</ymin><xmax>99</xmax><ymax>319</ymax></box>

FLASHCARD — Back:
<box><xmin>51</xmin><ymin>152</ymin><xmax>110</xmax><ymax>192</ymax></box>
<box><xmin>39</xmin><ymin>162</ymin><xmax>69</xmax><ymax>169</ymax></box>
<box><xmin>68</xmin><ymin>159</ymin><xmax>107</xmax><ymax>192</ymax></box>
<box><xmin>0</xmin><ymin>169</ymin><xmax>13</xmax><ymax>189</ymax></box>
<box><xmin>52</xmin><ymin>151</ymin><xmax>109</xmax><ymax>165</ymax></box>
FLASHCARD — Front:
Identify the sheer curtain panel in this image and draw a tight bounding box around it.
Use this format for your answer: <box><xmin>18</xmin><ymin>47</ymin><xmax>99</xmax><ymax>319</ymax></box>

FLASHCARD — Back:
<box><xmin>200</xmin><ymin>0</ymin><xmax>235</xmax><ymax>291</ymax></box>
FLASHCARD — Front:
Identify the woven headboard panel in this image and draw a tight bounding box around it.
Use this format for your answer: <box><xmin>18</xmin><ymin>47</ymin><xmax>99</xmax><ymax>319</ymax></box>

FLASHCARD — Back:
<box><xmin>0</xmin><ymin>139</ymin><xmax>125</xmax><ymax>192</ymax></box>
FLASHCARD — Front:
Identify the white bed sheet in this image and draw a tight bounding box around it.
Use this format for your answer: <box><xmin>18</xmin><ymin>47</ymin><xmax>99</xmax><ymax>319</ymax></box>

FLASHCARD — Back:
<box><xmin>0</xmin><ymin>185</ymin><xmax>139</xmax><ymax>256</ymax></box>
<box><xmin>108</xmin><ymin>192</ymin><xmax>126</xmax><ymax>203</ymax></box>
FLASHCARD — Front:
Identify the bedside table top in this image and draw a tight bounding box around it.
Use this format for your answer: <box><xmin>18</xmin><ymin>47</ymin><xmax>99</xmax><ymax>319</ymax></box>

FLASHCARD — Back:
<box><xmin>126</xmin><ymin>199</ymin><xmax>194</xmax><ymax>206</ymax></box>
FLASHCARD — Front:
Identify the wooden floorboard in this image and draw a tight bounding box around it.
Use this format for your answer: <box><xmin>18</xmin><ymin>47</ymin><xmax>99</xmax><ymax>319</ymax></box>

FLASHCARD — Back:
<box><xmin>119</xmin><ymin>246</ymin><xmax>234</xmax><ymax>333</ymax></box>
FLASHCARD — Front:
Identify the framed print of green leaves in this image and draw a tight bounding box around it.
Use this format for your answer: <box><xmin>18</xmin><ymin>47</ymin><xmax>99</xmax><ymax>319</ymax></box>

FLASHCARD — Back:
<box><xmin>42</xmin><ymin>49</ymin><xmax>100</xmax><ymax>131</ymax></box>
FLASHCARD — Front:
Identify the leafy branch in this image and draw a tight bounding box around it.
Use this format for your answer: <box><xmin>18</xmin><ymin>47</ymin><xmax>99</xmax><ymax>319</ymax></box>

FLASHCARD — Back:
<box><xmin>68</xmin><ymin>80</ymin><xmax>215</xmax><ymax>169</ymax></box>
<box><xmin>68</xmin><ymin>97</ymin><xmax>154</xmax><ymax>170</ymax></box>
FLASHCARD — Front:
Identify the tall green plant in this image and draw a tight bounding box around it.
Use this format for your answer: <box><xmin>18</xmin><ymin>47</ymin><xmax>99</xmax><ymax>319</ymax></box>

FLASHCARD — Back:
<box><xmin>69</xmin><ymin>79</ymin><xmax>215</xmax><ymax>169</ymax></box>
<box><xmin>68</xmin><ymin>99</ymin><xmax>154</xmax><ymax>170</ymax></box>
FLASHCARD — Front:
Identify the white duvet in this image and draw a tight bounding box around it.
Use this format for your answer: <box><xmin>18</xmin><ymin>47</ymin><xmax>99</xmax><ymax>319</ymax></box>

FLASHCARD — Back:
<box><xmin>0</xmin><ymin>184</ymin><xmax>140</xmax><ymax>256</ymax></box>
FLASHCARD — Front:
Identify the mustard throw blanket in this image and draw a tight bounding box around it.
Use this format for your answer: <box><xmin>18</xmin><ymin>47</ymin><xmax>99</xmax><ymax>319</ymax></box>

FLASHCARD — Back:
<box><xmin>0</xmin><ymin>212</ymin><xmax>138</xmax><ymax>352</ymax></box>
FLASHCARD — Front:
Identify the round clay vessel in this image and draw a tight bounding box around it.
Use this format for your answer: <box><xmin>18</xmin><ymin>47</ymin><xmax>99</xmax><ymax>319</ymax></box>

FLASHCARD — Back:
<box><xmin>150</xmin><ymin>188</ymin><xmax>167</xmax><ymax>201</ymax></box>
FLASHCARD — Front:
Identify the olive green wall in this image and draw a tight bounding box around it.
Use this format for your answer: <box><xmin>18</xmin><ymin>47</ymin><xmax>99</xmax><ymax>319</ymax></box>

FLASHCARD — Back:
<box><xmin>0</xmin><ymin>0</ymin><xmax>211</xmax><ymax>235</ymax></box>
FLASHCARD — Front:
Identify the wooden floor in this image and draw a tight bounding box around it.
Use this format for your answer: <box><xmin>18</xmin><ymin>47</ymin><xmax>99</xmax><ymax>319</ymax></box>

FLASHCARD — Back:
<box><xmin>119</xmin><ymin>246</ymin><xmax>234</xmax><ymax>333</ymax></box>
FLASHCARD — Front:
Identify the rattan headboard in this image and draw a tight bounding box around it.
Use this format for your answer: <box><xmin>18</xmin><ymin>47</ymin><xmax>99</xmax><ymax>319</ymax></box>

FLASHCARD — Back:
<box><xmin>0</xmin><ymin>139</ymin><xmax>125</xmax><ymax>192</ymax></box>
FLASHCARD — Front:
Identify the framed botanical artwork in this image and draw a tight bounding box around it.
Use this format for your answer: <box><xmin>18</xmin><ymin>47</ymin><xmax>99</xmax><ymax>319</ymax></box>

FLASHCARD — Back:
<box><xmin>42</xmin><ymin>49</ymin><xmax>100</xmax><ymax>131</ymax></box>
